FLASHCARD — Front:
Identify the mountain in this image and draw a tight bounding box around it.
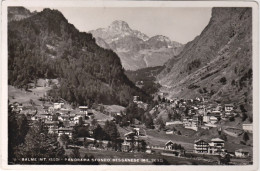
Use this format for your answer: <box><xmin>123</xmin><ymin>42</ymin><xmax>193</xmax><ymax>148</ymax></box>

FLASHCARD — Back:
<box><xmin>8</xmin><ymin>7</ymin><xmax>34</xmax><ymax>22</ymax></box>
<box><xmin>8</xmin><ymin>8</ymin><xmax>151</xmax><ymax>106</ymax></box>
<box><xmin>125</xmin><ymin>66</ymin><xmax>164</xmax><ymax>95</ymax></box>
<box><xmin>89</xmin><ymin>20</ymin><xmax>183</xmax><ymax>70</ymax></box>
<box><xmin>157</xmin><ymin>8</ymin><xmax>252</xmax><ymax>107</ymax></box>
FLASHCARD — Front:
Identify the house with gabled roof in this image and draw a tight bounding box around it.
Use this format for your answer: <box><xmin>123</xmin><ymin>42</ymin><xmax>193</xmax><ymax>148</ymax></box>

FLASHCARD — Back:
<box><xmin>235</xmin><ymin>149</ymin><xmax>250</xmax><ymax>158</ymax></box>
<box><xmin>194</xmin><ymin>138</ymin><xmax>226</xmax><ymax>155</ymax></box>
<box><xmin>194</xmin><ymin>139</ymin><xmax>209</xmax><ymax>154</ymax></box>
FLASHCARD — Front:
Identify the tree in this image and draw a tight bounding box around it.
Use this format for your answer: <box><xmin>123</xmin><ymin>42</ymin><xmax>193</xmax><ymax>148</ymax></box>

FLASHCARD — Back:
<box><xmin>70</xmin><ymin>148</ymin><xmax>81</xmax><ymax>158</ymax></box>
<box><xmin>55</xmin><ymin>146</ymin><xmax>66</xmax><ymax>159</ymax></box>
<box><xmin>60</xmin><ymin>134</ymin><xmax>70</xmax><ymax>148</ymax></box>
<box><xmin>229</xmin><ymin>116</ymin><xmax>235</xmax><ymax>122</ymax></box>
<box><xmin>29</xmin><ymin>99</ymin><xmax>35</xmax><ymax>105</ymax></box>
<box><xmin>219</xmin><ymin>77</ymin><xmax>227</xmax><ymax>85</ymax></box>
<box><xmin>156</xmin><ymin>116</ymin><xmax>165</xmax><ymax>130</ymax></box>
<box><xmin>103</xmin><ymin>120</ymin><xmax>120</xmax><ymax>142</ymax></box>
<box><xmin>107</xmin><ymin>141</ymin><xmax>112</xmax><ymax>149</ymax></box>
<box><xmin>78</xmin><ymin>117</ymin><xmax>83</xmax><ymax>126</ymax></box>
<box><xmin>8</xmin><ymin>104</ymin><xmax>20</xmax><ymax>163</ymax></box>
<box><xmin>220</xmin><ymin>134</ymin><xmax>227</xmax><ymax>141</ymax></box>
<box><xmin>52</xmin><ymin>113</ymin><xmax>59</xmax><ymax>121</ymax></box>
<box><xmin>219</xmin><ymin>154</ymin><xmax>231</xmax><ymax>165</ymax></box>
<box><xmin>16</xmin><ymin>114</ymin><xmax>29</xmax><ymax>144</ymax></box>
<box><xmin>140</xmin><ymin>140</ymin><xmax>147</xmax><ymax>152</ymax></box>
<box><xmin>14</xmin><ymin>121</ymin><xmax>61</xmax><ymax>162</ymax></box>
<box><xmin>168</xmin><ymin>112</ymin><xmax>173</xmax><ymax>121</ymax></box>
<box><xmin>91</xmin><ymin>118</ymin><xmax>98</xmax><ymax>126</ymax></box>
<box><xmin>242</xmin><ymin>113</ymin><xmax>248</xmax><ymax>121</ymax></box>
<box><xmin>93</xmin><ymin>124</ymin><xmax>105</xmax><ymax>140</ymax></box>
<box><xmin>144</xmin><ymin>114</ymin><xmax>154</xmax><ymax>129</ymax></box>
<box><xmin>243</xmin><ymin>132</ymin><xmax>249</xmax><ymax>142</ymax></box>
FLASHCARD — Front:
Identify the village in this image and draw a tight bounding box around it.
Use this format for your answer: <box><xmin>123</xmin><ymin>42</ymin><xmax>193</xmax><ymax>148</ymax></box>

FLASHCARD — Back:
<box><xmin>9</xmin><ymin>81</ymin><xmax>253</xmax><ymax>165</ymax></box>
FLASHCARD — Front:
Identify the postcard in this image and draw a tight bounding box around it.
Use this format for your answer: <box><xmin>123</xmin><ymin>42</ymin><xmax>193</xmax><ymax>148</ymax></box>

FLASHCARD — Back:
<box><xmin>1</xmin><ymin>0</ymin><xmax>259</xmax><ymax>170</ymax></box>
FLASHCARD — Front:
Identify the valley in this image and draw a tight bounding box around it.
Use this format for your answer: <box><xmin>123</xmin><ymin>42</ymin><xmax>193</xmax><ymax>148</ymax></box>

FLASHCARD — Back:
<box><xmin>7</xmin><ymin>6</ymin><xmax>253</xmax><ymax>166</ymax></box>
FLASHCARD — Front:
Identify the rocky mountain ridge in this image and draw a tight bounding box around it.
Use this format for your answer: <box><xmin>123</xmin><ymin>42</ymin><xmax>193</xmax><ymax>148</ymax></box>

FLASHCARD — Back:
<box><xmin>157</xmin><ymin>7</ymin><xmax>252</xmax><ymax>109</ymax></box>
<box><xmin>90</xmin><ymin>20</ymin><xmax>183</xmax><ymax>70</ymax></box>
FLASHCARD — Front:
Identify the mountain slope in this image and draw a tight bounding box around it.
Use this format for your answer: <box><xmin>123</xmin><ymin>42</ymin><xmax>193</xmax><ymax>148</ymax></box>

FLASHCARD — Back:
<box><xmin>8</xmin><ymin>8</ymin><xmax>150</xmax><ymax>106</ymax></box>
<box><xmin>8</xmin><ymin>7</ymin><xmax>34</xmax><ymax>21</ymax></box>
<box><xmin>90</xmin><ymin>20</ymin><xmax>183</xmax><ymax>70</ymax></box>
<box><xmin>157</xmin><ymin>8</ymin><xmax>252</xmax><ymax>106</ymax></box>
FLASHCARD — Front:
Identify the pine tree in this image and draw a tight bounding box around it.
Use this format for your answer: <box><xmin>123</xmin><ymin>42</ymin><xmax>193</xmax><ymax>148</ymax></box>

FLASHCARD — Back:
<box><xmin>243</xmin><ymin>132</ymin><xmax>249</xmax><ymax>142</ymax></box>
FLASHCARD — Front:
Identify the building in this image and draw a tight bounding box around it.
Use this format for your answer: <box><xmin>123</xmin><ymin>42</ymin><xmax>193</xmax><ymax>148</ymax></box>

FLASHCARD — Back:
<box><xmin>133</xmin><ymin>96</ymin><xmax>139</xmax><ymax>102</ymax></box>
<box><xmin>203</xmin><ymin>115</ymin><xmax>210</xmax><ymax>123</ymax></box>
<box><xmin>183</xmin><ymin>118</ymin><xmax>198</xmax><ymax>131</ymax></box>
<box><xmin>73</xmin><ymin>114</ymin><xmax>85</xmax><ymax>124</ymax></box>
<box><xmin>145</xmin><ymin>146</ymin><xmax>152</xmax><ymax>154</ymax></box>
<box><xmin>235</xmin><ymin>149</ymin><xmax>250</xmax><ymax>158</ymax></box>
<box><xmin>79</xmin><ymin>106</ymin><xmax>88</xmax><ymax>114</ymax></box>
<box><xmin>86</xmin><ymin>109</ymin><xmax>94</xmax><ymax>116</ymax></box>
<box><xmin>194</xmin><ymin>138</ymin><xmax>225</xmax><ymax>155</ymax></box>
<box><xmin>133</xmin><ymin>128</ymin><xmax>140</xmax><ymax>136</ymax></box>
<box><xmin>166</xmin><ymin>131</ymin><xmax>174</xmax><ymax>134</ymax></box>
<box><xmin>211</xmin><ymin>111</ymin><xmax>222</xmax><ymax>118</ymax></box>
<box><xmin>242</xmin><ymin>124</ymin><xmax>253</xmax><ymax>133</ymax></box>
<box><xmin>194</xmin><ymin>139</ymin><xmax>209</xmax><ymax>154</ymax></box>
<box><xmin>165</xmin><ymin>141</ymin><xmax>175</xmax><ymax>150</ymax></box>
<box><xmin>58</xmin><ymin>127</ymin><xmax>73</xmax><ymax>138</ymax></box>
<box><xmin>54</xmin><ymin>103</ymin><xmax>64</xmax><ymax>109</ymax></box>
<box><xmin>163</xmin><ymin>140</ymin><xmax>184</xmax><ymax>156</ymax></box>
<box><xmin>121</xmin><ymin>131</ymin><xmax>141</xmax><ymax>152</ymax></box>
<box><xmin>45</xmin><ymin>121</ymin><xmax>59</xmax><ymax>134</ymax></box>
<box><xmin>58</xmin><ymin>115</ymin><xmax>70</xmax><ymax>121</ymax></box>
<box><xmin>224</xmin><ymin>104</ymin><xmax>234</xmax><ymax>112</ymax></box>
<box><xmin>209</xmin><ymin>116</ymin><xmax>218</xmax><ymax>124</ymax></box>
<box><xmin>208</xmin><ymin>138</ymin><xmax>225</xmax><ymax>155</ymax></box>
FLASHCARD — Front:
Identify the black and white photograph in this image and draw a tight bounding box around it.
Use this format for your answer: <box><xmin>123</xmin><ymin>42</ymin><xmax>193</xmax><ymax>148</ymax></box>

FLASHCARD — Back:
<box><xmin>1</xmin><ymin>0</ymin><xmax>259</xmax><ymax>169</ymax></box>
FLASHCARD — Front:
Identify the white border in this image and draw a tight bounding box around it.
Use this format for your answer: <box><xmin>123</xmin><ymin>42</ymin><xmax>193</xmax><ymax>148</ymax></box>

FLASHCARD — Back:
<box><xmin>1</xmin><ymin>1</ymin><xmax>259</xmax><ymax>171</ymax></box>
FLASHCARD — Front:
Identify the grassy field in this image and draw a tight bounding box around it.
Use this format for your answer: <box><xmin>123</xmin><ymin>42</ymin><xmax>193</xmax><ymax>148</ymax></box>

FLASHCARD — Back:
<box><xmin>103</xmin><ymin>105</ymin><xmax>125</xmax><ymax>113</ymax></box>
<box><xmin>8</xmin><ymin>85</ymin><xmax>51</xmax><ymax>105</ymax></box>
<box><xmin>144</xmin><ymin>129</ymin><xmax>194</xmax><ymax>150</ymax></box>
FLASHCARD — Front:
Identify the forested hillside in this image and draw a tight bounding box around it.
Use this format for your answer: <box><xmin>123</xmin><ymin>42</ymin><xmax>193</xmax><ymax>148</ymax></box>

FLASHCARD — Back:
<box><xmin>8</xmin><ymin>8</ymin><xmax>150</xmax><ymax>106</ymax></box>
<box><xmin>125</xmin><ymin>66</ymin><xmax>164</xmax><ymax>95</ymax></box>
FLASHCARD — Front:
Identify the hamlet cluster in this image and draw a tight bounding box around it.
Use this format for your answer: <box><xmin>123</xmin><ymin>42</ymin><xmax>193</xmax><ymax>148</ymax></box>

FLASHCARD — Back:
<box><xmin>9</xmin><ymin>87</ymin><xmax>253</xmax><ymax>165</ymax></box>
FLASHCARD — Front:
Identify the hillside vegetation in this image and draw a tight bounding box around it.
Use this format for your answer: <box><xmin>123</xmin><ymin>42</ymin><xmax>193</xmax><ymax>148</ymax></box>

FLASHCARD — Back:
<box><xmin>8</xmin><ymin>8</ymin><xmax>150</xmax><ymax>106</ymax></box>
<box><xmin>158</xmin><ymin>8</ymin><xmax>252</xmax><ymax>113</ymax></box>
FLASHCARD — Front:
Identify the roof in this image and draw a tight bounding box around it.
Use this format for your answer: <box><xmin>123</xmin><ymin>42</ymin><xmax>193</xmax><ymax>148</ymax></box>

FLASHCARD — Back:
<box><xmin>45</xmin><ymin>121</ymin><xmax>59</xmax><ymax>125</ymax></box>
<box><xmin>235</xmin><ymin>149</ymin><xmax>249</xmax><ymax>153</ymax></box>
<box><xmin>58</xmin><ymin>127</ymin><xmax>73</xmax><ymax>131</ymax></box>
<box><xmin>211</xmin><ymin>138</ymin><xmax>224</xmax><ymax>142</ymax></box>
<box><xmin>225</xmin><ymin>104</ymin><xmax>234</xmax><ymax>107</ymax></box>
<box><xmin>124</xmin><ymin>131</ymin><xmax>135</xmax><ymax>137</ymax></box>
<box><xmin>194</xmin><ymin>139</ymin><xmax>208</xmax><ymax>144</ymax></box>
<box><xmin>79</xmin><ymin>106</ymin><xmax>88</xmax><ymax>109</ymax></box>
<box><xmin>210</xmin><ymin>116</ymin><xmax>218</xmax><ymax>120</ymax></box>
<box><xmin>212</xmin><ymin>111</ymin><xmax>221</xmax><ymax>114</ymax></box>
<box><xmin>165</xmin><ymin>140</ymin><xmax>174</xmax><ymax>145</ymax></box>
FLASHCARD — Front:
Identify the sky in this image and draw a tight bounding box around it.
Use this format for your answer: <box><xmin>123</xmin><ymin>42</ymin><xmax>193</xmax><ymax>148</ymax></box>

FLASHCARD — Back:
<box><xmin>27</xmin><ymin>7</ymin><xmax>212</xmax><ymax>44</ymax></box>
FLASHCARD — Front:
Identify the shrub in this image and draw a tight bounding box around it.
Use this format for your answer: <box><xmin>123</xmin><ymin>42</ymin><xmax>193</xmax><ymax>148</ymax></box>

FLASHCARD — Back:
<box><xmin>243</xmin><ymin>132</ymin><xmax>249</xmax><ymax>142</ymax></box>
<box><xmin>229</xmin><ymin>116</ymin><xmax>235</xmax><ymax>122</ymax></box>
<box><xmin>219</xmin><ymin>77</ymin><xmax>227</xmax><ymax>85</ymax></box>
<box><xmin>187</xmin><ymin>59</ymin><xmax>201</xmax><ymax>71</ymax></box>
<box><xmin>240</xmin><ymin>141</ymin><xmax>246</xmax><ymax>145</ymax></box>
